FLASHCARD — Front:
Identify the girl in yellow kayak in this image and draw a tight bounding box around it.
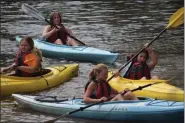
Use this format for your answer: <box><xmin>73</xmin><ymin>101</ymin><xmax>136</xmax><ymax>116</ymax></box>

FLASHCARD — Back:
<box><xmin>124</xmin><ymin>43</ymin><xmax>159</xmax><ymax>80</ymax></box>
<box><xmin>1</xmin><ymin>36</ymin><xmax>43</xmax><ymax>77</ymax></box>
<box><xmin>42</xmin><ymin>11</ymin><xmax>80</xmax><ymax>46</ymax></box>
<box><xmin>84</xmin><ymin>64</ymin><xmax>138</xmax><ymax>104</ymax></box>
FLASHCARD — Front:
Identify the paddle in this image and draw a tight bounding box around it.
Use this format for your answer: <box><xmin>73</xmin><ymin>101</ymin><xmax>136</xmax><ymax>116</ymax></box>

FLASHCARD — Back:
<box><xmin>107</xmin><ymin>7</ymin><xmax>184</xmax><ymax>82</ymax></box>
<box><xmin>21</xmin><ymin>3</ymin><xmax>86</xmax><ymax>46</ymax></box>
<box><xmin>43</xmin><ymin>81</ymin><xmax>164</xmax><ymax>123</ymax></box>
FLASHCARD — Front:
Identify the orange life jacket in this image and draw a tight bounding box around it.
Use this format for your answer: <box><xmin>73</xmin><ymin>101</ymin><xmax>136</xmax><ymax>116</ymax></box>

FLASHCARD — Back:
<box><xmin>14</xmin><ymin>50</ymin><xmax>40</xmax><ymax>77</ymax></box>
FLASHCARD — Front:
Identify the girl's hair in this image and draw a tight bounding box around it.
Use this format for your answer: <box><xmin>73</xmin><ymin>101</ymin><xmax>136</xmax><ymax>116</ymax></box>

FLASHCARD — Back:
<box><xmin>20</xmin><ymin>36</ymin><xmax>43</xmax><ymax>61</ymax></box>
<box><xmin>140</xmin><ymin>49</ymin><xmax>149</xmax><ymax>61</ymax></box>
<box><xmin>20</xmin><ymin>36</ymin><xmax>34</xmax><ymax>50</ymax></box>
<box><xmin>88</xmin><ymin>64</ymin><xmax>108</xmax><ymax>81</ymax></box>
<box><xmin>50</xmin><ymin>11</ymin><xmax>62</xmax><ymax>25</ymax></box>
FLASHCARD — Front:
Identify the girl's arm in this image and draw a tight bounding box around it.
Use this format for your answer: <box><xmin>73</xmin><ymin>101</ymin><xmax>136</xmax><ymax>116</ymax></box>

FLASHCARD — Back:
<box><xmin>148</xmin><ymin>49</ymin><xmax>158</xmax><ymax>70</ymax></box>
<box><xmin>42</xmin><ymin>25</ymin><xmax>59</xmax><ymax>39</ymax></box>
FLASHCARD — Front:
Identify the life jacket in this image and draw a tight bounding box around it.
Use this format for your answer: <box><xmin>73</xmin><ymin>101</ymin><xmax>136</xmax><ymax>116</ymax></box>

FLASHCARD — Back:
<box><xmin>84</xmin><ymin>80</ymin><xmax>111</xmax><ymax>99</ymax></box>
<box><xmin>126</xmin><ymin>62</ymin><xmax>151</xmax><ymax>80</ymax></box>
<box><xmin>47</xmin><ymin>25</ymin><xmax>68</xmax><ymax>44</ymax></box>
<box><xmin>14</xmin><ymin>50</ymin><xmax>41</xmax><ymax>77</ymax></box>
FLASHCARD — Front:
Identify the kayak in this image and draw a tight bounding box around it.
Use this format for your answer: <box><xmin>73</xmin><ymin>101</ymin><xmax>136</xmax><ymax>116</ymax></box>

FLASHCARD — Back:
<box><xmin>15</xmin><ymin>36</ymin><xmax>119</xmax><ymax>64</ymax></box>
<box><xmin>12</xmin><ymin>94</ymin><xmax>184</xmax><ymax>122</ymax></box>
<box><xmin>108</xmin><ymin>72</ymin><xmax>184</xmax><ymax>102</ymax></box>
<box><xmin>1</xmin><ymin>64</ymin><xmax>79</xmax><ymax>97</ymax></box>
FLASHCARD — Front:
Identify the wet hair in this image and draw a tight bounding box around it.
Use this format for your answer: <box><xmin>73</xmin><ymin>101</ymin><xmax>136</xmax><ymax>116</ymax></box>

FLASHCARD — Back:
<box><xmin>88</xmin><ymin>64</ymin><xmax>108</xmax><ymax>81</ymax></box>
<box><xmin>20</xmin><ymin>36</ymin><xmax>34</xmax><ymax>50</ymax></box>
<box><xmin>50</xmin><ymin>11</ymin><xmax>62</xmax><ymax>25</ymax></box>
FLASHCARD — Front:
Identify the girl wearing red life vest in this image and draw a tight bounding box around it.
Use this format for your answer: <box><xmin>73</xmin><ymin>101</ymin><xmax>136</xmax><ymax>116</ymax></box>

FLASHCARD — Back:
<box><xmin>83</xmin><ymin>64</ymin><xmax>138</xmax><ymax>104</ymax></box>
<box><xmin>125</xmin><ymin>44</ymin><xmax>159</xmax><ymax>80</ymax></box>
<box><xmin>1</xmin><ymin>36</ymin><xmax>42</xmax><ymax>77</ymax></box>
<box><xmin>42</xmin><ymin>11</ymin><xmax>80</xmax><ymax>46</ymax></box>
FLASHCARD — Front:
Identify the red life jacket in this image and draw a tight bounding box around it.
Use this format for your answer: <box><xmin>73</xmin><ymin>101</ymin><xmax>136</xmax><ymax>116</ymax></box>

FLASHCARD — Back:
<box><xmin>84</xmin><ymin>81</ymin><xmax>111</xmax><ymax>99</ymax></box>
<box><xmin>14</xmin><ymin>50</ymin><xmax>38</xmax><ymax>77</ymax></box>
<box><xmin>47</xmin><ymin>26</ymin><xmax>68</xmax><ymax>44</ymax></box>
<box><xmin>127</xmin><ymin>62</ymin><xmax>151</xmax><ymax>80</ymax></box>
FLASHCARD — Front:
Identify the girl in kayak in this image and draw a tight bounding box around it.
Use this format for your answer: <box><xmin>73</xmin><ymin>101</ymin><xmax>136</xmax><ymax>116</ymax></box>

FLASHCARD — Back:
<box><xmin>84</xmin><ymin>64</ymin><xmax>138</xmax><ymax>103</ymax></box>
<box><xmin>42</xmin><ymin>11</ymin><xmax>81</xmax><ymax>46</ymax></box>
<box><xmin>123</xmin><ymin>43</ymin><xmax>159</xmax><ymax>80</ymax></box>
<box><xmin>1</xmin><ymin>36</ymin><xmax>43</xmax><ymax>77</ymax></box>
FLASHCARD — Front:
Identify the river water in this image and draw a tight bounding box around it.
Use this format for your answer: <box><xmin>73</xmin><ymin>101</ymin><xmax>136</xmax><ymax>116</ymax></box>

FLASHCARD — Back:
<box><xmin>1</xmin><ymin>0</ymin><xmax>184</xmax><ymax>123</ymax></box>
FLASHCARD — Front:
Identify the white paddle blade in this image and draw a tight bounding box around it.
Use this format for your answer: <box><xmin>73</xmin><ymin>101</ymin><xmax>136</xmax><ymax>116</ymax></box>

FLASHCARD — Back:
<box><xmin>21</xmin><ymin>4</ymin><xmax>45</xmax><ymax>21</ymax></box>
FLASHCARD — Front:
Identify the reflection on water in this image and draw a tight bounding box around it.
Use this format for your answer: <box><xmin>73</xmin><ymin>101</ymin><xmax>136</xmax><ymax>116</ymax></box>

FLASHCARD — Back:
<box><xmin>1</xmin><ymin>0</ymin><xmax>184</xmax><ymax>123</ymax></box>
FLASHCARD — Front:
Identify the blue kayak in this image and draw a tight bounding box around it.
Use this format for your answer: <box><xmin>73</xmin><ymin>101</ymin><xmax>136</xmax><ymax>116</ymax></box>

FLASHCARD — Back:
<box><xmin>12</xmin><ymin>94</ymin><xmax>184</xmax><ymax>122</ymax></box>
<box><xmin>15</xmin><ymin>36</ymin><xmax>119</xmax><ymax>64</ymax></box>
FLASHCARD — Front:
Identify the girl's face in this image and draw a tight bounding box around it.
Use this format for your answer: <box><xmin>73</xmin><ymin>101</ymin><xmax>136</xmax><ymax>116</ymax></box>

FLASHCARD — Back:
<box><xmin>53</xmin><ymin>14</ymin><xmax>61</xmax><ymax>25</ymax></box>
<box><xmin>137</xmin><ymin>52</ymin><xmax>147</xmax><ymax>63</ymax></box>
<box><xmin>20</xmin><ymin>40</ymin><xmax>31</xmax><ymax>52</ymax></box>
<box><xmin>97</xmin><ymin>68</ymin><xmax>108</xmax><ymax>81</ymax></box>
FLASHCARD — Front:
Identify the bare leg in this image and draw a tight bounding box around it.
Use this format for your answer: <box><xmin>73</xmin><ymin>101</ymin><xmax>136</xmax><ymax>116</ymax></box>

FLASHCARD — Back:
<box><xmin>110</xmin><ymin>91</ymin><xmax>138</xmax><ymax>101</ymax></box>
<box><xmin>54</xmin><ymin>39</ymin><xmax>63</xmax><ymax>45</ymax></box>
<box><xmin>110</xmin><ymin>94</ymin><xmax>124</xmax><ymax>101</ymax></box>
<box><xmin>67</xmin><ymin>37</ymin><xmax>81</xmax><ymax>46</ymax></box>
<box><xmin>151</xmin><ymin>75</ymin><xmax>159</xmax><ymax>80</ymax></box>
<box><xmin>123</xmin><ymin>91</ymin><xmax>138</xmax><ymax>100</ymax></box>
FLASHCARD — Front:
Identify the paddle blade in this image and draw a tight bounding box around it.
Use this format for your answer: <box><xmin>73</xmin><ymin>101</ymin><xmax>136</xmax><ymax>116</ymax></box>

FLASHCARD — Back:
<box><xmin>21</xmin><ymin>4</ymin><xmax>45</xmax><ymax>21</ymax></box>
<box><xmin>167</xmin><ymin>7</ymin><xmax>184</xmax><ymax>29</ymax></box>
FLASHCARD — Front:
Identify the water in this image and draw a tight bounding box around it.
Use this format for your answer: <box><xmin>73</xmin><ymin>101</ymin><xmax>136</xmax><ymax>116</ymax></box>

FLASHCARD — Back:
<box><xmin>1</xmin><ymin>0</ymin><xmax>184</xmax><ymax>123</ymax></box>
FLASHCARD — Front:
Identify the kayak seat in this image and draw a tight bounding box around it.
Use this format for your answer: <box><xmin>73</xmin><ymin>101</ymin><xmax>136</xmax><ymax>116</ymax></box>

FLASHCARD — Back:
<box><xmin>138</xmin><ymin>96</ymin><xmax>153</xmax><ymax>100</ymax></box>
<box><xmin>40</xmin><ymin>69</ymin><xmax>51</xmax><ymax>76</ymax></box>
<box><xmin>34</xmin><ymin>95</ymin><xmax>68</xmax><ymax>102</ymax></box>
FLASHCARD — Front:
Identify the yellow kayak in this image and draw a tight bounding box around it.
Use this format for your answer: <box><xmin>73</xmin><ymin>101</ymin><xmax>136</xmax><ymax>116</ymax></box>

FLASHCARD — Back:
<box><xmin>108</xmin><ymin>72</ymin><xmax>184</xmax><ymax>102</ymax></box>
<box><xmin>1</xmin><ymin>64</ymin><xmax>79</xmax><ymax>97</ymax></box>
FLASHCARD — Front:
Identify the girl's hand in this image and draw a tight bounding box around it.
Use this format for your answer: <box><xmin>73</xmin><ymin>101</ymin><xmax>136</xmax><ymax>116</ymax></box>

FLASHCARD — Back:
<box><xmin>1</xmin><ymin>63</ymin><xmax>17</xmax><ymax>74</ymax></box>
<box><xmin>52</xmin><ymin>26</ymin><xmax>61</xmax><ymax>32</ymax></box>
<box><xmin>1</xmin><ymin>68</ymin><xmax>9</xmax><ymax>74</ymax></box>
<box><xmin>114</xmin><ymin>71</ymin><xmax>120</xmax><ymax>77</ymax></box>
<box><xmin>144</xmin><ymin>43</ymin><xmax>153</xmax><ymax>53</ymax></box>
<box><xmin>99</xmin><ymin>97</ymin><xmax>108</xmax><ymax>102</ymax></box>
<box><xmin>121</xmin><ymin>88</ymin><xmax>130</xmax><ymax>94</ymax></box>
<box><xmin>124</xmin><ymin>88</ymin><xmax>130</xmax><ymax>92</ymax></box>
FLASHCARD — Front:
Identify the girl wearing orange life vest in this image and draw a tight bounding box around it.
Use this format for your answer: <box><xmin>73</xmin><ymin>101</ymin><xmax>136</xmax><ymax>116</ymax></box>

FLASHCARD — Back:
<box><xmin>42</xmin><ymin>11</ymin><xmax>80</xmax><ymax>46</ymax></box>
<box><xmin>83</xmin><ymin>64</ymin><xmax>138</xmax><ymax>104</ymax></box>
<box><xmin>1</xmin><ymin>36</ymin><xmax>43</xmax><ymax>77</ymax></box>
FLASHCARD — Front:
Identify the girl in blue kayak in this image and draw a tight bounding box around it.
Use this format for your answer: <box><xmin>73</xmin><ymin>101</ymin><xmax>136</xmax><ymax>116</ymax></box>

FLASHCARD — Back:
<box><xmin>84</xmin><ymin>64</ymin><xmax>138</xmax><ymax>103</ymax></box>
<box><xmin>42</xmin><ymin>11</ymin><xmax>80</xmax><ymax>46</ymax></box>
